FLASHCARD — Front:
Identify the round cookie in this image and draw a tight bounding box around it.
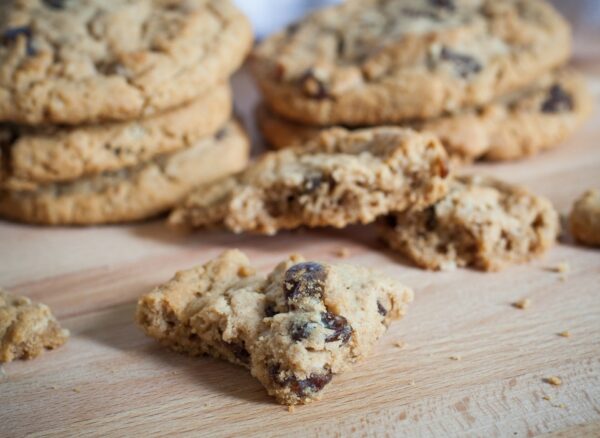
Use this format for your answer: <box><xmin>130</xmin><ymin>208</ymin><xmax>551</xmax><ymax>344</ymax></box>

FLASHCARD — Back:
<box><xmin>258</xmin><ymin>69</ymin><xmax>592</xmax><ymax>163</ymax></box>
<box><xmin>378</xmin><ymin>175</ymin><xmax>560</xmax><ymax>271</ymax></box>
<box><xmin>0</xmin><ymin>84</ymin><xmax>232</xmax><ymax>191</ymax></box>
<box><xmin>252</xmin><ymin>0</ymin><xmax>571</xmax><ymax>126</ymax></box>
<box><xmin>0</xmin><ymin>0</ymin><xmax>252</xmax><ymax>125</ymax></box>
<box><xmin>0</xmin><ymin>121</ymin><xmax>250</xmax><ymax>225</ymax></box>
<box><xmin>569</xmin><ymin>189</ymin><xmax>600</xmax><ymax>247</ymax></box>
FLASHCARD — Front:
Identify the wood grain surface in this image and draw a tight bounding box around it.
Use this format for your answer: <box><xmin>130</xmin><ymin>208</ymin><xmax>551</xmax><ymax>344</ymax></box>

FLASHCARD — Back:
<box><xmin>2</xmin><ymin>28</ymin><xmax>600</xmax><ymax>438</ymax></box>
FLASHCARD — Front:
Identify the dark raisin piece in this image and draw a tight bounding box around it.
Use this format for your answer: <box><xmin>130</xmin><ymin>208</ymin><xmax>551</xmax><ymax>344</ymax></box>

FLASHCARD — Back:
<box><xmin>290</xmin><ymin>320</ymin><xmax>315</xmax><ymax>342</ymax></box>
<box><xmin>284</xmin><ymin>262</ymin><xmax>327</xmax><ymax>306</ymax></box>
<box><xmin>285</xmin><ymin>22</ymin><xmax>300</xmax><ymax>36</ymax></box>
<box><xmin>227</xmin><ymin>342</ymin><xmax>250</xmax><ymax>364</ymax></box>
<box><xmin>541</xmin><ymin>84</ymin><xmax>573</xmax><ymax>113</ymax></box>
<box><xmin>377</xmin><ymin>301</ymin><xmax>387</xmax><ymax>317</ymax></box>
<box><xmin>299</xmin><ymin>69</ymin><xmax>329</xmax><ymax>99</ymax></box>
<box><xmin>264</xmin><ymin>303</ymin><xmax>278</xmax><ymax>317</ymax></box>
<box><xmin>321</xmin><ymin>312</ymin><xmax>352</xmax><ymax>344</ymax></box>
<box><xmin>440</xmin><ymin>47</ymin><xmax>481</xmax><ymax>79</ymax></box>
<box><xmin>425</xmin><ymin>206</ymin><xmax>437</xmax><ymax>231</ymax></box>
<box><xmin>292</xmin><ymin>373</ymin><xmax>333</xmax><ymax>396</ymax></box>
<box><xmin>2</xmin><ymin>26</ymin><xmax>36</xmax><ymax>56</ymax></box>
<box><xmin>304</xmin><ymin>175</ymin><xmax>323</xmax><ymax>192</ymax></box>
<box><xmin>429</xmin><ymin>0</ymin><xmax>455</xmax><ymax>11</ymax></box>
<box><xmin>386</xmin><ymin>215</ymin><xmax>398</xmax><ymax>229</ymax></box>
<box><xmin>43</xmin><ymin>0</ymin><xmax>66</xmax><ymax>9</ymax></box>
<box><xmin>215</xmin><ymin>128</ymin><xmax>227</xmax><ymax>140</ymax></box>
<box><xmin>269</xmin><ymin>364</ymin><xmax>333</xmax><ymax>397</ymax></box>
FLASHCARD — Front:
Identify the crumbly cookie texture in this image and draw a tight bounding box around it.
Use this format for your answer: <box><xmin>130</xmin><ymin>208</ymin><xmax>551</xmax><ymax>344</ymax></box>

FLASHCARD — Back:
<box><xmin>378</xmin><ymin>175</ymin><xmax>560</xmax><ymax>271</ymax></box>
<box><xmin>0</xmin><ymin>85</ymin><xmax>232</xmax><ymax>190</ymax></box>
<box><xmin>258</xmin><ymin>69</ymin><xmax>592</xmax><ymax>163</ymax></box>
<box><xmin>169</xmin><ymin>127</ymin><xmax>450</xmax><ymax>234</ymax></box>
<box><xmin>0</xmin><ymin>0</ymin><xmax>251</xmax><ymax>125</ymax></box>
<box><xmin>0</xmin><ymin>289</ymin><xmax>69</xmax><ymax>363</ymax></box>
<box><xmin>252</xmin><ymin>0</ymin><xmax>571</xmax><ymax>126</ymax></box>
<box><xmin>570</xmin><ymin>189</ymin><xmax>600</xmax><ymax>246</ymax></box>
<box><xmin>136</xmin><ymin>250</ymin><xmax>413</xmax><ymax>405</ymax></box>
<box><xmin>0</xmin><ymin>121</ymin><xmax>249</xmax><ymax>225</ymax></box>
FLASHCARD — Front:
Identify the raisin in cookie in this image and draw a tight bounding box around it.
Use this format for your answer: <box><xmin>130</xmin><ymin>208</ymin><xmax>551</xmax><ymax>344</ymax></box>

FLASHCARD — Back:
<box><xmin>252</xmin><ymin>0</ymin><xmax>570</xmax><ymax>126</ymax></box>
<box><xmin>0</xmin><ymin>121</ymin><xmax>249</xmax><ymax>225</ymax></box>
<box><xmin>169</xmin><ymin>127</ymin><xmax>450</xmax><ymax>234</ymax></box>
<box><xmin>378</xmin><ymin>175</ymin><xmax>559</xmax><ymax>271</ymax></box>
<box><xmin>136</xmin><ymin>250</ymin><xmax>413</xmax><ymax>405</ymax></box>
<box><xmin>0</xmin><ymin>0</ymin><xmax>251</xmax><ymax>125</ymax></box>
<box><xmin>0</xmin><ymin>85</ymin><xmax>232</xmax><ymax>190</ymax></box>
<box><xmin>569</xmin><ymin>189</ymin><xmax>600</xmax><ymax>247</ymax></box>
<box><xmin>258</xmin><ymin>69</ymin><xmax>592</xmax><ymax>162</ymax></box>
<box><xmin>1</xmin><ymin>288</ymin><xmax>69</xmax><ymax>363</ymax></box>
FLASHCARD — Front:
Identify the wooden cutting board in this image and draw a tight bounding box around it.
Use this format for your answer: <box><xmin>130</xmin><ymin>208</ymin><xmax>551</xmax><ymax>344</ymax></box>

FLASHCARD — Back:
<box><xmin>2</xmin><ymin>49</ymin><xmax>600</xmax><ymax>438</ymax></box>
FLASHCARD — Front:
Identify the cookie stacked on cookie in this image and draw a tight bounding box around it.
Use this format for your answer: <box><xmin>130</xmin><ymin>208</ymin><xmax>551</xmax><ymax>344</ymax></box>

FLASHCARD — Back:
<box><xmin>0</xmin><ymin>0</ymin><xmax>253</xmax><ymax>225</ymax></box>
<box><xmin>252</xmin><ymin>0</ymin><xmax>592</xmax><ymax>163</ymax></box>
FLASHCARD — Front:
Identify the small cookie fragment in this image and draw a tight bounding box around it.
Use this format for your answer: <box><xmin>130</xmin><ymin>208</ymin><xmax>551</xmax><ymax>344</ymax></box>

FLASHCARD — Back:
<box><xmin>378</xmin><ymin>175</ymin><xmax>559</xmax><ymax>271</ymax></box>
<box><xmin>170</xmin><ymin>127</ymin><xmax>449</xmax><ymax>235</ymax></box>
<box><xmin>512</xmin><ymin>299</ymin><xmax>531</xmax><ymax>310</ymax></box>
<box><xmin>136</xmin><ymin>250</ymin><xmax>413</xmax><ymax>405</ymax></box>
<box><xmin>544</xmin><ymin>376</ymin><xmax>562</xmax><ymax>386</ymax></box>
<box><xmin>557</xmin><ymin>331</ymin><xmax>571</xmax><ymax>338</ymax></box>
<box><xmin>569</xmin><ymin>189</ymin><xmax>600</xmax><ymax>246</ymax></box>
<box><xmin>0</xmin><ymin>289</ymin><xmax>69</xmax><ymax>363</ymax></box>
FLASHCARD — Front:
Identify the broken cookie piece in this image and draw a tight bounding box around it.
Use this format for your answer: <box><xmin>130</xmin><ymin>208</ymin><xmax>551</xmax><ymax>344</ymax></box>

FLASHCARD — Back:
<box><xmin>136</xmin><ymin>250</ymin><xmax>413</xmax><ymax>405</ymax></box>
<box><xmin>0</xmin><ymin>289</ymin><xmax>69</xmax><ymax>363</ymax></box>
<box><xmin>169</xmin><ymin>127</ymin><xmax>449</xmax><ymax>235</ymax></box>
<box><xmin>378</xmin><ymin>175</ymin><xmax>559</xmax><ymax>271</ymax></box>
<box><xmin>569</xmin><ymin>189</ymin><xmax>600</xmax><ymax>247</ymax></box>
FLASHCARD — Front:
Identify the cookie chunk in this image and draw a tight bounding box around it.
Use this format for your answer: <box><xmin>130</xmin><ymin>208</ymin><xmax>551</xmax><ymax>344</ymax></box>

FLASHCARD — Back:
<box><xmin>252</xmin><ymin>0</ymin><xmax>570</xmax><ymax>126</ymax></box>
<box><xmin>0</xmin><ymin>0</ymin><xmax>251</xmax><ymax>125</ymax></box>
<box><xmin>1</xmin><ymin>289</ymin><xmax>69</xmax><ymax>363</ymax></box>
<box><xmin>258</xmin><ymin>69</ymin><xmax>592</xmax><ymax>163</ymax></box>
<box><xmin>0</xmin><ymin>85</ymin><xmax>232</xmax><ymax>190</ymax></box>
<box><xmin>0</xmin><ymin>121</ymin><xmax>249</xmax><ymax>225</ymax></box>
<box><xmin>136</xmin><ymin>250</ymin><xmax>413</xmax><ymax>405</ymax></box>
<box><xmin>378</xmin><ymin>176</ymin><xmax>559</xmax><ymax>271</ymax></box>
<box><xmin>169</xmin><ymin>127</ymin><xmax>450</xmax><ymax>234</ymax></box>
<box><xmin>570</xmin><ymin>189</ymin><xmax>600</xmax><ymax>246</ymax></box>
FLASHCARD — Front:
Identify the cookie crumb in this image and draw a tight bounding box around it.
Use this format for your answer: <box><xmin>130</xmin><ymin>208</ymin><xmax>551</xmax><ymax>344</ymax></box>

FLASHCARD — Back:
<box><xmin>288</xmin><ymin>405</ymin><xmax>296</xmax><ymax>413</ymax></box>
<box><xmin>394</xmin><ymin>340</ymin><xmax>406</xmax><ymax>349</ymax></box>
<box><xmin>558</xmin><ymin>331</ymin><xmax>571</xmax><ymax>338</ymax></box>
<box><xmin>542</xmin><ymin>395</ymin><xmax>551</xmax><ymax>401</ymax></box>
<box><xmin>72</xmin><ymin>387</ymin><xmax>81</xmax><ymax>393</ymax></box>
<box><xmin>237</xmin><ymin>266</ymin><xmax>256</xmax><ymax>278</ymax></box>
<box><xmin>544</xmin><ymin>376</ymin><xmax>562</xmax><ymax>386</ymax></box>
<box><xmin>334</xmin><ymin>247</ymin><xmax>351</xmax><ymax>259</ymax></box>
<box><xmin>289</xmin><ymin>253</ymin><xmax>303</xmax><ymax>263</ymax></box>
<box><xmin>512</xmin><ymin>298</ymin><xmax>531</xmax><ymax>309</ymax></box>
<box><xmin>553</xmin><ymin>262</ymin><xmax>570</xmax><ymax>274</ymax></box>
<box><xmin>449</xmin><ymin>355</ymin><xmax>462</xmax><ymax>361</ymax></box>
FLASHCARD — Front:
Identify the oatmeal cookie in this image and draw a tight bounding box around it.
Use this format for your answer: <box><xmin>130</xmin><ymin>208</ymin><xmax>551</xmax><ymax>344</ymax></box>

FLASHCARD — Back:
<box><xmin>570</xmin><ymin>189</ymin><xmax>600</xmax><ymax>246</ymax></box>
<box><xmin>378</xmin><ymin>175</ymin><xmax>560</xmax><ymax>271</ymax></box>
<box><xmin>1</xmin><ymin>288</ymin><xmax>69</xmax><ymax>363</ymax></box>
<box><xmin>252</xmin><ymin>0</ymin><xmax>570</xmax><ymax>126</ymax></box>
<box><xmin>169</xmin><ymin>127</ymin><xmax>450</xmax><ymax>234</ymax></box>
<box><xmin>258</xmin><ymin>69</ymin><xmax>591</xmax><ymax>162</ymax></box>
<box><xmin>0</xmin><ymin>121</ymin><xmax>249</xmax><ymax>225</ymax></box>
<box><xmin>136</xmin><ymin>250</ymin><xmax>413</xmax><ymax>405</ymax></box>
<box><xmin>0</xmin><ymin>85</ymin><xmax>232</xmax><ymax>190</ymax></box>
<box><xmin>0</xmin><ymin>0</ymin><xmax>252</xmax><ymax>125</ymax></box>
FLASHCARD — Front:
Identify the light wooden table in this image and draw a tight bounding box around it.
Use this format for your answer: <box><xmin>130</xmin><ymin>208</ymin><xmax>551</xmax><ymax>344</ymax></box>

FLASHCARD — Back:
<box><xmin>2</xmin><ymin>28</ymin><xmax>600</xmax><ymax>438</ymax></box>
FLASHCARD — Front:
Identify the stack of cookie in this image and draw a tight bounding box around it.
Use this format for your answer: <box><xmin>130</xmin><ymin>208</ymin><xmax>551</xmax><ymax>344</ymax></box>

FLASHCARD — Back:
<box><xmin>0</xmin><ymin>0</ymin><xmax>253</xmax><ymax>225</ymax></box>
<box><xmin>252</xmin><ymin>0</ymin><xmax>592</xmax><ymax>163</ymax></box>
